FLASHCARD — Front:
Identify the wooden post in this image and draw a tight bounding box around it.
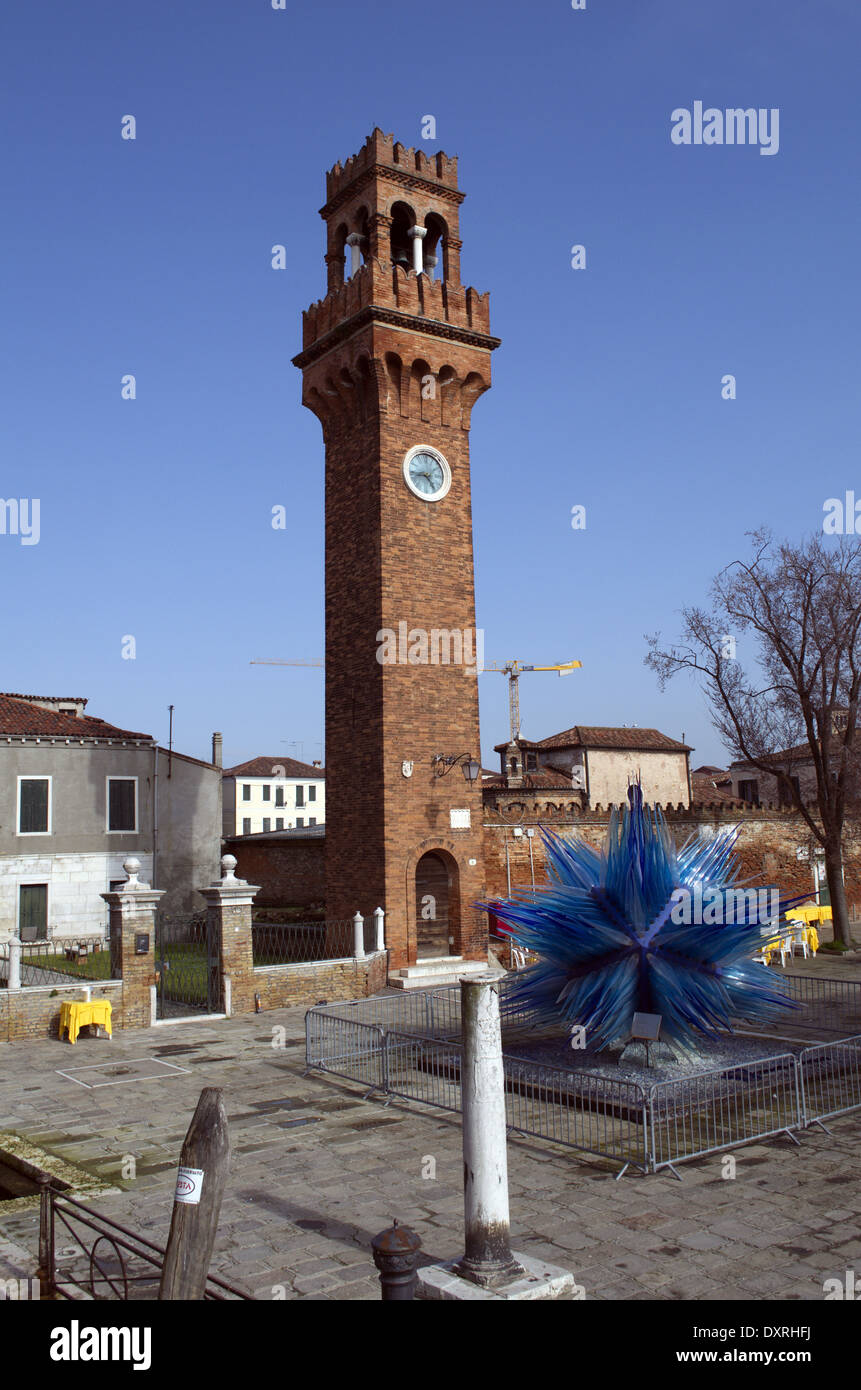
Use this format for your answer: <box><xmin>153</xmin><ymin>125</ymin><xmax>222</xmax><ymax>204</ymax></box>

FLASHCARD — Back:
<box><xmin>159</xmin><ymin>1088</ymin><xmax>230</xmax><ymax>1300</ymax></box>
<box><xmin>37</xmin><ymin>1176</ymin><xmax>55</xmax><ymax>1299</ymax></box>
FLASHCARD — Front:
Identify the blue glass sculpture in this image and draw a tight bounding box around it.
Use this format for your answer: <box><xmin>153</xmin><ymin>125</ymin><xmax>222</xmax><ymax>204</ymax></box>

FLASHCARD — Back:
<box><xmin>483</xmin><ymin>788</ymin><xmax>799</xmax><ymax>1052</ymax></box>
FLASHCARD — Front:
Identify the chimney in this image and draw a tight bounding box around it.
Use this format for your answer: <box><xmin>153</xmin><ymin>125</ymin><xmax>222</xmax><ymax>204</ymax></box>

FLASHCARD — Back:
<box><xmin>212</xmin><ymin>732</ymin><xmax>223</xmax><ymax>768</ymax></box>
<box><xmin>505</xmin><ymin>740</ymin><xmax>523</xmax><ymax>789</ymax></box>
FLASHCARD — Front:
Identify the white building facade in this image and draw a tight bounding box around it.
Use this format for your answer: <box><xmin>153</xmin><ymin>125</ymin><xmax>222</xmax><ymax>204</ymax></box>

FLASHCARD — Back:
<box><xmin>222</xmin><ymin>756</ymin><xmax>326</xmax><ymax>837</ymax></box>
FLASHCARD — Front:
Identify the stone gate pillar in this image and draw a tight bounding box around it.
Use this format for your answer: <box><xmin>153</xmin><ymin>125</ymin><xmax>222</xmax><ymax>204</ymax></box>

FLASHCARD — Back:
<box><xmin>101</xmin><ymin>856</ymin><xmax>162</xmax><ymax>1030</ymax></box>
<box><xmin>199</xmin><ymin>855</ymin><xmax>259</xmax><ymax>1017</ymax></box>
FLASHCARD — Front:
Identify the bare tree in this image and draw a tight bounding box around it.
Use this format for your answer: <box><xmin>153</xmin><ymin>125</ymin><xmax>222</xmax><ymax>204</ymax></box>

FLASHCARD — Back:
<box><xmin>646</xmin><ymin>529</ymin><xmax>861</xmax><ymax>949</ymax></box>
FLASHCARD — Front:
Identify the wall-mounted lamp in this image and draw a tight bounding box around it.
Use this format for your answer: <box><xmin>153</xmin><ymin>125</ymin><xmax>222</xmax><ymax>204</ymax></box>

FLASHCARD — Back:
<box><xmin>431</xmin><ymin>753</ymin><xmax>481</xmax><ymax>783</ymax></box>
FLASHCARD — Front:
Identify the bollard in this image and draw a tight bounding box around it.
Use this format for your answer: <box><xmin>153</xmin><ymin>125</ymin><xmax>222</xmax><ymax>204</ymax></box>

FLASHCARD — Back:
<box><xmin>455</xmin><ymin>973</ymin><xmax>523</xmax><ymax>1288</ymax></box>
<box><xmin>372</xmin><ymin>1220</ymin><xmax>421</xmax><ymax>1300</ymax></box>
<box><xmin>353</xmin><ymin>911</ymin><xmax>365</xmax><ymax>960</ymax></box>
<box><xmin>8</xmin><ymin>937</ymin><xmax>21</xmax><ymax>990</ymax></box>
<box><xmin>374</xmin><ymin>907</ymin><xmax>385</xmax><ymax>952</ymax></box>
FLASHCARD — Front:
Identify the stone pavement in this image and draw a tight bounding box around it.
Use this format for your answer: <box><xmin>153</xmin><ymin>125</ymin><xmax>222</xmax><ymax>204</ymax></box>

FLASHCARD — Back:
<box><xmin>0</xmin><ymin>1003</ymin><xmax>859</xmax><ymax>1301</ymax></box>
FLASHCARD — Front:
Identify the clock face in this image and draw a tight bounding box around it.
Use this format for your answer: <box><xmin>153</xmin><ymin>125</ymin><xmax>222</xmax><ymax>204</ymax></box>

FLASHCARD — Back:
<box><xmin>403</xmin><ymin>445</ymin><xmax>451</xmax><ymax>502</ymax></box>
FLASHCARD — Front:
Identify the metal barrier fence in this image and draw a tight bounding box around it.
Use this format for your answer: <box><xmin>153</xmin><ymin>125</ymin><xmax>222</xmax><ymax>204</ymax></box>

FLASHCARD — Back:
<box><xmin>0</xmin><ymin>936</ymin><xmax>110</xmax><ymax>987</ymax></box>
<box><xmin>306</xmin><ymin>986</ymin><xmax>861</xmax><ymax>1175</ymax></box>
<box><xmin>776</xmin><ymin>974</ymin><xmax>861</xmax><ymax>1037</ymax></box>
<box><xmin>504</xmin><ymin>1053</ymin><xmax>650</xmax><ymax>1173</ymax></box>
<box><xmin>798</xmin><ymin>1035</ymin><xmax>861</xmax><ymax>1124</ymax></box>
<box><xmin>648</xmin><ymin>1053</ymin><xmax>801</xmax><ymax>1174</ymax></box>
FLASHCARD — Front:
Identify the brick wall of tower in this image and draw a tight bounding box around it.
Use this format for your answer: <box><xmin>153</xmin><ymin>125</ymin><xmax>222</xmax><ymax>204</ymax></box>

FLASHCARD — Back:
<box><xmin>295</xmin><ymin>134</ymin><xmax>499</xmax><ymax>971</ymax></box>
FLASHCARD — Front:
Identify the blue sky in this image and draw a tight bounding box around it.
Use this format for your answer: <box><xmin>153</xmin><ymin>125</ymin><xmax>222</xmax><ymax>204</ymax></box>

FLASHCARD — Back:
<box><xmin>2</xmin><ymin>0</ymin><xmax>859</xmax><ymax>770</ymax></box>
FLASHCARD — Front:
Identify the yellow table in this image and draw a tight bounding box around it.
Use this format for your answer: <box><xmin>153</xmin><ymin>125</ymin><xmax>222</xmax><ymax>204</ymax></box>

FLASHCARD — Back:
<box><xmin>792</xmin><ymin>905</ymin><xmax>832</xmax><ymax>924</ymax></box>
<box><xmin>59</xmin><ymin>999</ymin><xmax>112</xmax><ymax>1045</ymax></box>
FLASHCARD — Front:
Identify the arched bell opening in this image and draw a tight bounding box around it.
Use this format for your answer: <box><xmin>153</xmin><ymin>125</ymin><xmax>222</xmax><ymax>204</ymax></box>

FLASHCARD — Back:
<box><xmin>423</xmin><ymin>212</ymin><xmax>447</xmax><ymax>280</ymax></box>
<box><xmin>389</xmin><ymin>201</ymin><xmax>416</xmax><ymax>272</ymax></box>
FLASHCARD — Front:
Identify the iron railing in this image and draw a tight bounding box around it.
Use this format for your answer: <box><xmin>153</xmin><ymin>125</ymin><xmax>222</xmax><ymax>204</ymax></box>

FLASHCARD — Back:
<box><xmin>37</xmin><ymin>1180</ymin><xmax>252</xmax><ymax>1301</ymax></box>
<box><xmin>0</xmin><ymin>936</ymin><xmax>110</xmax><ymax>987</ymax></box>
<box><xmin>252</xmin><ymin>918</ymin><xmax>368</xmax><ymax>967</ymax></box>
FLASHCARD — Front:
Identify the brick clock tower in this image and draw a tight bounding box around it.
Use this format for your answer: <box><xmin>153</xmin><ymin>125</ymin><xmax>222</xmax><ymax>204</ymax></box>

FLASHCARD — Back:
<box><xmin>293</xmin><ymin>130</ymin><xmax>500</xmax><ymax>972</ymax></box>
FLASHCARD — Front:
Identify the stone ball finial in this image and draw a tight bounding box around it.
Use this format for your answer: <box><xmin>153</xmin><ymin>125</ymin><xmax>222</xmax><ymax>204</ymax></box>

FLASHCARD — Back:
<box><xmin>221</xmin><ymin>854</ymin><xmax>238</xmax><ymax>882</ymax></box>
<box><xmin>123</xmin><ymin>857</ymin><xmax>141</xmax><ymax>888</ymax></box>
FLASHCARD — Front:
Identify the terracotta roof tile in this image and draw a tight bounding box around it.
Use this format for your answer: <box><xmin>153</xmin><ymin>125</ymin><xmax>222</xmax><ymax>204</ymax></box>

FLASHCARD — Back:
<box><xmin>494</xmin><ymin>726</ymin><xmax>691</xmax><ymax>754</ymax></box>
<box><xmin>0</xmin><ymin>693</ymin><xmax>151</xmax><ymax>741</ymax></box>
<box><xmin>224</xmin><ymin>755</ymin><xmax>326</xmax><ymax>779</ymax></box>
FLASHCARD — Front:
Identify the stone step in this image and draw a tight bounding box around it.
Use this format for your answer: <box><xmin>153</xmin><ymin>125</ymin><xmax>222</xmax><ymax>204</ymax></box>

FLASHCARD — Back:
<box><xmin>388</xmin><ymin>958</ymin><xmax>503</xmax><ymax>990</ymax></box>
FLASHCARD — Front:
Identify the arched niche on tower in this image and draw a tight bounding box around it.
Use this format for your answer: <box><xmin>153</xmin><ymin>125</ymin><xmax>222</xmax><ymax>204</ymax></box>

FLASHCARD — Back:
<box><xmin>410</xmin><ymin>357</ymin><xmax>438</xmax><ymax>425</ymax></box>
<box><xmin>384</xmin><ymin>351</ymin><xmax>405</xmax><ymax>416</ymax></box>
<box><xmin>438</xmin><ymin>365</ymin><xmax>458</xmax><ymax>427</ymax></box>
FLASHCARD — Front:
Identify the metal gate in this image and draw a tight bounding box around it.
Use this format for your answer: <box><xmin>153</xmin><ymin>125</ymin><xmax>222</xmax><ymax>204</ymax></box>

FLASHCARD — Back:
<box><xmin>155</xmin><ymin>913</ymin><xmax>220</xmax><ymax>1019</ymax></box>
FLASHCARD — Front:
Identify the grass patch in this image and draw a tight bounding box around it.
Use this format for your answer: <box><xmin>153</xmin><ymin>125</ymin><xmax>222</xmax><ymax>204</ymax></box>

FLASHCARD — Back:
<box><xmin>20</xmin><ymin>950</ymin><xmax>111</xmax><ymax>981</ymax></box>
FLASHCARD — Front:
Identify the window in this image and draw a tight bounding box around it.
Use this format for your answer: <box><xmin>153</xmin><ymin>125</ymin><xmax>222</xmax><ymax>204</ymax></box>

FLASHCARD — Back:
<box><xmin>309</xmin><ymin>817</ymin><xmax>316</xmax><ymax>827</ymax></box>
<box><xmin>19</xmin><ymin>884</ymin><xmax>48</xmax><ymax>941</ymax></box>
<box><xmin>779</xmin><ymin>775</ymin><xmax>801</xmax><ymax>807</ymax></box>
<box><xmin>262</xmin><ymin>818</ymin><xmax>271</xmax><ymax>832</ymax></box>
<box><xmin>242</xmin><ymin>784</ymin><xmax>251</xmax><ymax>801</ymax></box>
<box><xmin>18</xmin><ymin>778</ymin><xmax>50</xmax><ymax>834</ymax></box>
<box><xmin>275</xmin><ymin>787</ymin><xmax>285</xmax><ymax>807</ymax></box>
<box><xmin>107</xmin><ymin>778</ymin><xmax>137</xmax><ymax>832</ymax></box>
<box><xmin>296</xmin><ymin>786</ymin><xmax>305</xmax><ymax>807</ymax></box>
<box><xmin>308</xmin><ymin>785</ymin><xmax>317</xmax><ymax>803</ymax></box>
<box><xmin>262</xmin><ymin>785</ymin><xmax>271</xmax><ymax>802</ymax></box>
<box><xmin>276</xmin><ymin>817</ymin><xmax>284</xmax><ymax>830</ymax></box>
<box><xmin>296</xmin><ymin>817</ymin><xmax>304</xmax><ymax>828</ymax></box>
<box><xmin>526</xmin><ymin>754</ymin><xmax>537</xmax><ymax>771</ymax></box>
<box><xmin>242</xmin><ymin>817</ymin><xmax>251</xmax><ymax>835</ymax></box>
<box><xmin>738</xmin><ymin>779</ymin><xmax>759</xmax><ymax>804</ymax></box>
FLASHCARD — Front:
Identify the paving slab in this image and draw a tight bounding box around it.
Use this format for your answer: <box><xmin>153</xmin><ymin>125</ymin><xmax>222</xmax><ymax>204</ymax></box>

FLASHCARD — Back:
<box><xmin>0</xmin><ymin>1004</ymin><xmax>859</xmax><ymax>1301</ymax></box>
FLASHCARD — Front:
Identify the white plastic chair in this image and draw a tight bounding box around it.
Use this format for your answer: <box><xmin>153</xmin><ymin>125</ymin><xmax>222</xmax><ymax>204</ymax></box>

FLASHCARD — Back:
<box><xmin>789</xmin><ymin>922</ymin><xmax>809</xmax><ymax>958</ymax></box>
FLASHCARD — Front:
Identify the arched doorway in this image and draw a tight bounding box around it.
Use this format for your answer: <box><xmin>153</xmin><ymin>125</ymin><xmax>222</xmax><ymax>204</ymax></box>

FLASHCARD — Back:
<box><xmin>415</xmin><ymin>851</ymin><xmax>453</xmax><ymax>958</ymax></box>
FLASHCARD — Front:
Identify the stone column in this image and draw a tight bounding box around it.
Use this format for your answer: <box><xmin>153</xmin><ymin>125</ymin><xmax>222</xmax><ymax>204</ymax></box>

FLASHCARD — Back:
<box><xmin>416</xmin><ymin>972</ymin><xmax>575</xmax><ymax>1300</ymax></box>
<box><xmin>408</xmin><ymin>225</ymin><xmax>427</xmax><ymax>275</ymax></box>
<box><xmin>198</xmin><ymin>855</ymin><xmax>259</xmax><ymax>1017</ymax></box>
<box><xmin>456</xmin><ymin>973</ymin><xmax>522</xmax><ymax>1286</ymax></box>
<box><xmin>101</xmin><ymin>857</ymin><xmax>162</xmax><ymax>1031</ymax></box>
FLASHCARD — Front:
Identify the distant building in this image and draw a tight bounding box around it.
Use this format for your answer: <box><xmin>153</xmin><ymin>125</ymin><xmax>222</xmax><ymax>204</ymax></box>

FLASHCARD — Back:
<box><xmin>222</xmin><ymin>756</ymin><xmax>326</xmax><ymax>837</ymax></box>
<box><xmin>0</xmin><ymin>693</ymin><xmax>222</xmax><ymax>939</ymax></box>
<box><xmin>488</xmin><ymin>725</ymin><xmax>692</xmax><ymax>807</ymax></box>
<box><xmin>691</xmin><ymin>765</ymin><xmax>735</xmax><ymax>804</ymax></box>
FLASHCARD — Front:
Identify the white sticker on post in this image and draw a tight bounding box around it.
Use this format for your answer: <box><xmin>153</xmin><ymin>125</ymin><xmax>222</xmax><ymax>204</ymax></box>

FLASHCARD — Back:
<box><xmin>174</xmin><ymin>1166</ymin><xmax>205</xmax><ymax>1205</ymax></box>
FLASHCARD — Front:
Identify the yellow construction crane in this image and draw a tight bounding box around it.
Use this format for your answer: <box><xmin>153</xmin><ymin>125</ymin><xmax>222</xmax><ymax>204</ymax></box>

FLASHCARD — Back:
<box><xmin>483</xmin><ymin>659</ymin><xmax>582</xmax><ymax>743</ymax></box>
